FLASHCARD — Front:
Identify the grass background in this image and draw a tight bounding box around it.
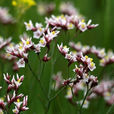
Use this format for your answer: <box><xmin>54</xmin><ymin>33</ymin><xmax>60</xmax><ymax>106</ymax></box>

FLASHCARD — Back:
<box><xmin>0</xmin><ymin>0</ymin><xmax>114</xmax><ymax>114</ymax></box>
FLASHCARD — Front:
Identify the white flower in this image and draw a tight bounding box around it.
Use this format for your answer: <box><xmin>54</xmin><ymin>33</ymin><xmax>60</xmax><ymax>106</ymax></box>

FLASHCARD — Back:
<box><xmin>88</xmin><ymin>62</ymin><xmax>96</xmax><ymax>71</ymax></box>
<box><xmin>33</xmin><ymin>23</ymin><xmax>44</xmax><ymax>39</ymax></box>
<box><xmin>98</xmin><ymin>48</ymin><xmax>106</xmax><ymax>58</ymax></box>
<box><xmin>14</xmin><ymin>99</ymin><xmax>22</xmax><ymax>108</ymax></box>
<box><xmin>78</xmin><ymin>19</ymin><xmax>87</xmax><ymax>32</ymax></box>
<box><xmin>12</xmin><ymin>106</ymin><xmax>19</xmax><ymax>113</ymax></box>
<box><xmin>58</xmin><ymin>43</ymin><xmax>69</xmax><ymax>54</ymax></box>
<box><xmin>79</xmin><ymin>100</ymin><xmax>89</xmax><ymax>108</ymax></box>
<box><xmin>16</xmin><ymin>58</ymin><xmax>25</xmax><ymax>68</ymax></box>
<box><xmin>44</xmin><ymin>29</ymin><xmax>60</xmax><ymax>42</ymax></box>
<box><xmin>65</xmin><ymin>87</ymin><xmax>72</xmax><ymax>99</ymax></box>
<box><xmin>83</xmin><ymin>73</ymin><xmax>89</xmax><ymax>83</ymax></box>
<box><xmin>34</xmin><ymin>44</ymin><xmax>41</xmax><ymax>53</ymax></box>
<box><xmin>39</xmin><ymin>37</ymin><xmax>46</xmax><ymax>47</ymax></box>
<box><xmin>104</xmin><ymin>92</ymin><xmax>111</xmax><ymax>101</ymax></box>
<box><xmin>24</xmin><ymin>20</ymin><xmax>34</xmax><ymax>31</ymax></box>
<box><xmin>21</xmin><ymin>37</ymin><xmax>33</xmax><ymax>49</ymax></box>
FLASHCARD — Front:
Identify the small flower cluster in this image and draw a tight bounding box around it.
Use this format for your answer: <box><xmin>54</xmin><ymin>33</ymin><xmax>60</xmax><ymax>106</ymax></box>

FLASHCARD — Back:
<box><xmin>37</xmin><ymin>2</ymin><xmax>80</xmax><ymax>17</ymax></box>
<box><xmin>0</xmin><ymin>73</ymin><xmax>28</xmax><ymax>114</ymax></box>
<box><xmin>56</xmin><ymin>44</ymin><xmax>99</xmax><ymax>108</ymax></box>
<box><xmin>6</xmin><ymin>22</ymin><xmax>59</xmax><ymax>68</ymax></box>
<box><xmin>6</xmin><ymin>34</ymin><xmax>33</xmax><ymax>68</ymax></box>
<box><xmin>0</xmin><ymin>36</ymin><xmax>18</xmax><ymax>71</ymax></box>
<box><xmin>46</xmin><ymin>14</ymin><xmax>98</xmax><ymax>32</ymax></box>
<box><xmin>69</xmin><ymin>41</ymin><xmax>114</xmax><ymax>66</ymax></box>
<box><xmin>59</xmin><ymin>2</ymin><xmax>79</xmax><ymax>16</ymax></box>
<box><xmin>57</xmin><ymin>43</ymin><xmax>96</xmax><ymax>72</ymax></box>
<box><xmin>52</xmin><ymin>72</ymin><xmax>63</xmax><ymax>90</ymax></box>
<box><xmin>88</xmin><ymin>80</ymin><xmax>114</xmax><ymax>105</ymax></box>
<box><xmin>37</xmin><ymin>2</ymin><xmax>55</xmax><ymax>16</ymax></box>
<box><xmin>53</xmin><ymin>71</ymin><xmax>98</xmax><ymax>109</ymax></box>
<box><xmin>100</xmin><ymin>50</ymin><xmax>114</xmax><ymax>66</ymax></box>
<box><xmin>46</xmin><ymin>15</ymin><xmax>74</xmax><ymax>30</ymax></box>
<box><xmin>0</xmin><ymin>7</ymin><xmax>14</xmax><ymax>24</ymax></box>
<box><xmin>0</xmin><ymin>36</ymin><xmax>12</xmax><ymax>50</ymax></box>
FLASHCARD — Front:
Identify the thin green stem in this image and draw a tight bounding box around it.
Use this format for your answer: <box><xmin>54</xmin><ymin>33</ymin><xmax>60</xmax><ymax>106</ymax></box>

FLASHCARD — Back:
<box><xmin>68</xmin><ymin>64</ymin><xmax>70</xmax><ymax>78</ymax></box>
<box><xmin>79</xmin><ymin>86</ymin><xmax>91</xmax><ymax>114</ymax></box>
<box><xmin>28</xmin><ymin>62</ymin><xmax>48</xmax><ymax>100</ymax></box>
<box><xmin>48</xmin><ymin>42</ymin><xmax>56</xmax><ymax>99</ymax></box>
<box><xmin>45</xmin><ymin>86</ymin><xmax>66</xmax><ymax>114</ymax></box>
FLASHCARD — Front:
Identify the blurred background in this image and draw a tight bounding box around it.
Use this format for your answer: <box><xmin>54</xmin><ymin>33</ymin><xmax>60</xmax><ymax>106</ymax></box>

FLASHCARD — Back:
<box><xmin>0</xmin><ymin>0</ymin><xmax>114</xmax><ymax>114</ymax></box>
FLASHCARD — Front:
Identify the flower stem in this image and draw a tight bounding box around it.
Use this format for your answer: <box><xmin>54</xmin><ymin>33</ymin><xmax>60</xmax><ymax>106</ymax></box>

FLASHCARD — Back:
<box><xmin>45</xmin><ymin>86</ymin><xmax>66</xmax><ymax>114</ymax></box>
<box><xmin>48</xmin><ymin>41</ymin><xmax>56</xmax><ymax>99</ymax></box>
<box><xmin>79</xmin><ymin>85</ymin><xmax>91</xmax><ymax>114</ymax></box>
<box><xmin>28</xmin><ymin>62</ymin><xmax>48</xmax><ymax>100</ymax></box>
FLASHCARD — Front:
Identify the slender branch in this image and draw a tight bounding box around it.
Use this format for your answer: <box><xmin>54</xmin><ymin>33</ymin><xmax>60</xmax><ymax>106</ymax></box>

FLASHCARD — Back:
<box><xmin>79</xmin><ymin>85</ymin><xmax>91</xmax><ymax>114</ymax></box>
<box><xmin>45</xmin><ymin>86</ymin><xmax>66</xmax><ymax>114</ymax></box>
<box><xmin>68</xmin><ymin>64</ymin><xmax>70</xmax><ymax>78</ymax></box>
<box><xmin>39</xmin><ymin>62</ymin><xmax>45</xmax><ymax>80</ymax></box>
<box><xmin>28</xmin><ymin>62</ymin><xmax>48</xmax><ymax>100</ymax></box>
<box><xmin>48</xmin><ymin>41</ymin><xmax>56</xmax><ymax>99</ymax></box>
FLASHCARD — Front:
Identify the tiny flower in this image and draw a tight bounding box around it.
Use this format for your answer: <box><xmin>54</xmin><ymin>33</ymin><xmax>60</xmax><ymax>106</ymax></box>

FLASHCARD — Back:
<box><xmin>65</xmin><ymin>87</ymin><xmax>72</xmax><ymax>99</ymax></box>
<box><xmin>43</xmin><ymin>53</ymin><xmax>50</xmax><ymax>62</ymax></box>
<box><xmin>59</xmin><ymin>2</ymin><xmax>79</xmax><ymax>16</ymax></box>
<box><xmin>24</xmin><ymin>20</ymin><xmax>34</xmax><ymax>31</ymax></box>
<box><xmin>0</xmin><ymin>97</ymin><xmax>6</xmax><ymax>109</ymax></box>
<box><xmin>12</xmin><ymin>106</ymin><xmax>19</xmax><ymax>114</ymax></box>
<box><xmin>97</xmin><ymin>48</ymin><xmax>106</xmax><ymax>58</ymax></box>
<box><xmin>53</xmin><ymin>72</ymin><xmax>63</xmax><ymax>90</ymax></box>
<box><xmin>44</xmin><ymin>29</ymin><xmax>60</xmax><ymax>43</ymax></box>
<box><xmin>104</xmin><ymin>92</ymin><xmax>111</xmax><ymax>101</ymax></box>
<box><xmin>78</xmin><ymin>100</ymin><xmax>89</xmax><ymax>108</ymax></box>
<box><xmin>88</xmin><ymin>62</ymin><xmax>96</xmax><ymax>71</ymax></box>
<box><xmin>33</xmin><ymin>44</ymin><xmax>41</xmax><ymax>53</ymax></box>
<box><xmin>0</xmin><ymin>7</ymin><xmax>14</xmax><ymax>24</ymax></box>
<box><xmin>14</xmin><ymin>99</ymin><xmax>22</xmax><ymax>109</ymax></box>
<box><xmin>39</xmin><ymin>37</ymin><xmax>46</xmax><ymax>47</ymax></box>
<box><xmin>78</xmin><ymin>19</ymin><xmax>87</xmax><ymax>32</ymax></box>
<box><xmin>16</xmin><ymin>58</ymin><xmax>25</xmax><ymax>68</ymax></box>
<box><xmin>57</xmin><ymin>43</ymin><xmax>69</xmax><ymax>55</ymax></box>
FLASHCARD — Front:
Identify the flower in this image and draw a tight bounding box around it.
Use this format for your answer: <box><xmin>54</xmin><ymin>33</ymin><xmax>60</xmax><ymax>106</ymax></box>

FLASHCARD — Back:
<box><xmin>24</xmin><ymin>20</ymin><xmax>34</xmax><ymax>31</ymax></box>
<box><xmin>12</xmin><ymin>106</ymin><xmax>19</xmax><ymax>114</ymax></box>
<box><xmin>0</xmin><ymin>97</ymin><xmax>6</xmax><ymax>109</ymax></box>
<box><xmin>16</xmin><ymin>58</ymin><xmax>25</xmax><ymax>68</ymax></box>
<box><xmin>13</xmin><ymin>96</ymin><xmax>29</xmax><ymax>113</ymax></box>
<box><xmin>0</xmin><ymin>7</ymin><xmax>14</xmax><ymax>24</ymax></box>
<box><xmin>53</xmin><ymin>72</ymin><xmax>63</xmax><ymax>90</ymax></box>
<box><xmin>65</xmin><ymin>87</ymin><xmax>72</xmax><ymax>99</ymax></box>
<box><xmin>77</xmin><ymin>19</ymin><xmax>98</xmax><ymax>32</ymax></box>
<box><xmin>14</xmin><ymin>99</ymin><xmax>22</xmax><ymax>108</ymax></box>
<box><xmin>78</xmin><ymin>100</ymin><xmax>89</xmax><ymax>108</ymax></box>
<box><xmin>78</xmin><ymin>19</ymin><xmax>87</xmax><ymax>32</ymax></box>
<box><xmin>39</xmin><ymin>37</ymin><xmax>47</xmax><ymax>47</ymax></box>
<box><xmin>88</xmin><ymin>62</ymin><xmax>96</xmax><ymax>71</ymax></box>
<box><xmin>37</xmin><ymin>2</ymin><xmax>55</xmax><ymax>15</ymax></box>
<box><xmin>4</xmin><ymin>73</ymin><xmax>24</xmax><ymax>91</ymax></box>
<box><xmin>45</xmin><ymin>15</ymin><xmax>74</xmax><ymax>30</ymax></box>
<box><xmin>57</xmin><ymin>43</ymin><xmax>69</xmax><ymax>55</ymax></box>
<box><xmin>59</xmin><ymin>2</ymin><xmax>79</xmax><ymax>16</ymax></box>
<box><xmin>44</xmin><ymin>29</ymin><xmax>60</xmax><ymax>43</ymax></box>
